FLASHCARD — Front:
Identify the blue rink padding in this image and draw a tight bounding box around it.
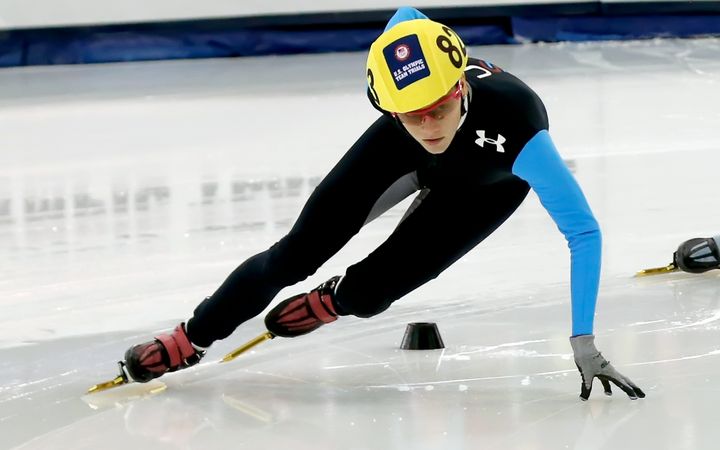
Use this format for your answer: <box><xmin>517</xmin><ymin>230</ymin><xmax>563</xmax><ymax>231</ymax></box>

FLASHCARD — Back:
<box><xmin>513</xmin><ymin>14</ymin><xmax>720</xmax><ymax>41</ymax></box>
<box><xmin>1</xmin><ymin>12</ymin><xmax>720</xmax><ymax>67</ymax></box>
<box><xmin>0</xmin><ymin>24</ymin><xmax>512</xmax><ymax>67</ymax></box>
<box><xmin>0</xmin><ymin>38</ymin><xmax>23</xmax><ymax>66</ymax></box>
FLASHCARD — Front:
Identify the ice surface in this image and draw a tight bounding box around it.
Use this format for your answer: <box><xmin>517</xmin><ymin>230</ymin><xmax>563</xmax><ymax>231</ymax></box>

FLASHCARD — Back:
<box><xmin>1</xmin><ymin>38</ymin><xmax>720</xmax><ymax>449</ymax></box>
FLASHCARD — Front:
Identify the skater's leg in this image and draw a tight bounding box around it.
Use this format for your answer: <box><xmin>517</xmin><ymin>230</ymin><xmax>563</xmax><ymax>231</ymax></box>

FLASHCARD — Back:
<box><xmin>334</xmin><ymin>178</ymin><xmax>530</xmax><ymax>317</ymax></box>
<box><xmin>187</xmin><ymin>173</ymin><xmax>421</xmax><ymax>346</ymax></box>
<box><xmin>123</xmin><ymin>117</ymin><xmax>425</xmax><ymax>382</ymax></box>
<box><xmin>261</xmin><ymin>173</ymin><xmax>423</xmax><ymax>338</ymax></box>
<box><xmin>123</xmin><ymin>168</ymin><xmax>422</xmax><ymax>381</ymax></box>
<box><xmin>186</xmin><ymin>118</ymin><xmax>425</xmax><ymax>346</ymax></box>
<box><xmin>262</xmin><ymin>182</ymin><xmax>428</xmax><ymax>339</ymax></box>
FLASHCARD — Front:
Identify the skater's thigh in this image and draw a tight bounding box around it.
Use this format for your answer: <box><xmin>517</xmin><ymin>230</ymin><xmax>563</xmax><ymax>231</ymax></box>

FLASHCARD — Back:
<box><xmin>336</xmin><ymin>178</ymin><xmax>530</xmax><ymax>316</ymax></box>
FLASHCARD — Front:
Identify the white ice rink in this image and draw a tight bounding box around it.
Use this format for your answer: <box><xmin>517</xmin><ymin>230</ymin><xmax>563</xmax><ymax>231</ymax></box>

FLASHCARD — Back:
<box><xmin>2</xmin><ymin>37</ymin><xmax>720</xmax><ymax>449</ymax></box>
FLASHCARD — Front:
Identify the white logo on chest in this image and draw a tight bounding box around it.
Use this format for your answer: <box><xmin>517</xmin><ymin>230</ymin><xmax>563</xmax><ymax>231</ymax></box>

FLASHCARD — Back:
<box><xmin>475</xmin><ymin>130</ymin><xmax>506</xmax><ymax>153</ymax></box>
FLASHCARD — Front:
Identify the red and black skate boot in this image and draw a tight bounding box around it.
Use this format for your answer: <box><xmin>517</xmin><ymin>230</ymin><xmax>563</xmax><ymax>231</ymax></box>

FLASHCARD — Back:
<box><xmin>123</xmin><ymin>323</ymin><xmax>205</xmax><ymax>383</ymax></box>
<box><xmin>265</xmin><ymin>276</ymin><xmax>341</xmax><ymax>338</ymax></box>
<box><xmin>674</xmin><ymin>237</ymin><xmax>720</xmax><ymax>274</ymax></box>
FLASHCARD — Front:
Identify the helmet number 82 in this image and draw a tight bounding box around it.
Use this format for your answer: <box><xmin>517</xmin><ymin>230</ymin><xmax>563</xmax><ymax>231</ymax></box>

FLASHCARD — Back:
<box><xmin>436</xmin><ymin>26</ymin><xmax>466</xmax><ymax>69</ymax></box>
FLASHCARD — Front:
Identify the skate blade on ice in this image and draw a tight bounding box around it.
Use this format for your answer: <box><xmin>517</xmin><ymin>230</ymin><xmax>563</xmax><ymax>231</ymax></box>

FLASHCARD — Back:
<box><xmin>86</xmin><ymin>331</ymin><xmax>274</xmax><ymax>395</ymax></box>
<box><xmin>635</xmin><ymin>262</ymin><xmax>679</xmax><ymax>277</ymax></box>
<box><xmin>82</xmin><ymin>380</ymin><xmax>167</xmax><ymax>409</ymax></box>
<box><xmin>221</xmin><ymin>331</ymin><xmax>275</xmax><ymax>363</ymax></box>
<box><xmin>87</xmin><ymin>374</ymin><xmax>128</xmax><ymax>394</ymax></box>
<box><xmin>87</xmin><ymin>361</ymin><xmax>132</xmax><ymax>394</ymax></box>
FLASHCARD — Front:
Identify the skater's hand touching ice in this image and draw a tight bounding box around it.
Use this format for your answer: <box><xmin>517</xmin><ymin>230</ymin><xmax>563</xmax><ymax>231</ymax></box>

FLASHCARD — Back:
<box><xmin>570</xmin><ymin>335</ymin><xmax>645</xmax><ymax>401</ymax></box>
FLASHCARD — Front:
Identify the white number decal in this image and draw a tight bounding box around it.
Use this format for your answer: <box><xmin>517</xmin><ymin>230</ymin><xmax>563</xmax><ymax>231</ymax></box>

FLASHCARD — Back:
<box><xmin>465</xmin><ymin>64</ymin><xmax>492</xmax><ymax>80</ymax></box>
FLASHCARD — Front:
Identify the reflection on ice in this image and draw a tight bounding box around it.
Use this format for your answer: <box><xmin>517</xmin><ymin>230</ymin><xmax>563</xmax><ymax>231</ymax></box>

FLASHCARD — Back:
<box><xmin>2</xmin><ymin>172</ymin><xmax>321</xmax><ymax>253</ymax></box>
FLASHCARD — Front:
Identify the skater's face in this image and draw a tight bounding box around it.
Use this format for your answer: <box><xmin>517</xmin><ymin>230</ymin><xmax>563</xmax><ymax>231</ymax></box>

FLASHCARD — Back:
<box><xmin>394</xmin><ymin>76</ymin><xmax>467</xmax><ymax>154</ymax></box>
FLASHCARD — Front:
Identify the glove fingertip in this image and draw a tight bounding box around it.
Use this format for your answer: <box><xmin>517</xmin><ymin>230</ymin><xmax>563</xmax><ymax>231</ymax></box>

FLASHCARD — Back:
<box><xmin>600</xmin><ymin>379</ymin><xmax>612</xmax><ymax>396</ymax></box>
<box><xmin>580</xmin><ymin>385</ymin><xmax>591</xmax><ymax>401</ymax></box>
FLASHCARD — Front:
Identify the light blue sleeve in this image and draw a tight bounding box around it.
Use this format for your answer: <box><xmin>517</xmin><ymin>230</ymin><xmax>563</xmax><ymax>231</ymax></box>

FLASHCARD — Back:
<box><xmin>511</xmin><ymin>130</ymin><xmax>600</xmax><ymax>336</ymax></box>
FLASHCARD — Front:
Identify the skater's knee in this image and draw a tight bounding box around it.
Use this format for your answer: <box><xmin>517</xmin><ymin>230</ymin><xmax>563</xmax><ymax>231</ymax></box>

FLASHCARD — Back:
<box><xmin>350</xmin><ymin>302</ymin><xmax>392</xmax><ymax>318</ymax></box>
<box><xmin>334</xmin><ymin>282</ymin><xmax>393</xmax><ymax>318</ymax></box>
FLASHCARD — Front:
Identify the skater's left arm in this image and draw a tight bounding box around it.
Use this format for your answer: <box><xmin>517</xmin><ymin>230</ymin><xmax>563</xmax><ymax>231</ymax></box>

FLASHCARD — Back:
<box><xmin>511</xmin><ymin>130</ymin><xmax>600</xmax><ymax>337</ymax></box>
<box><xmin>512</xmin><ymin>130</ymin><xmax>645</xmax><ymax>401</ymax></box>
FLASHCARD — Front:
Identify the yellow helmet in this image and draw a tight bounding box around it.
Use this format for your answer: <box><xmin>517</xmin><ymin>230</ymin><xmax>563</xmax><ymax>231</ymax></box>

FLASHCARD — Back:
<box><xmin>366</xmin><ymin>15</ymin><xmax>468</xmax><ymax>113</ymax></box>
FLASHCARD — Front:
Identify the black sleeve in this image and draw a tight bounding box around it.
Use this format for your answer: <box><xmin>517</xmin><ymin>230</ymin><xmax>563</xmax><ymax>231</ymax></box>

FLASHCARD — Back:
<box><xmin>464</xmin><ymin>58</ymin><xmax>549</xmax><ymax>166</ymax></box>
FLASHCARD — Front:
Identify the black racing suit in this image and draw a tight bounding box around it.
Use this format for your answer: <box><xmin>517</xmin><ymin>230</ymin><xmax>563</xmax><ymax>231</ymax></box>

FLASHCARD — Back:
<box><xmin>187</xmin><ymin>58</ymin><xmax>550</xmax><ymax>347</ymax></box>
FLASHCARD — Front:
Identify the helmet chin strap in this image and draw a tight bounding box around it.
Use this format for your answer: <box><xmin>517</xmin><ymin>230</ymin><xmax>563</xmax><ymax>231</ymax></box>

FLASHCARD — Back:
<box><xmin>457</xmin><ymin>84</ymin><xmax>471</xmax><ymax>130</ymax></box>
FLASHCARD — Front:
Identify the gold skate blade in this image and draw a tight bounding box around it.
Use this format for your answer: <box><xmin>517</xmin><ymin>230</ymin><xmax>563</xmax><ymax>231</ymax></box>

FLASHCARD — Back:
<box><xmin>82</xmin><ymin>380</ymin><xmax>167</xmax><ymax>409</ymax></box>
<box><xmin>221</xmin><ymin>331</ymin><xmax>275</xmax><ymax>363</ymax></box>
<box><xmin>86</xmin><ymin>375</ymin><xmax>128</xmax><ymax>394</ymax></box>
<box><xmin>635</xmin><ymin>263</ymin><xmax>678</xmax><ymax>277</ymax></box>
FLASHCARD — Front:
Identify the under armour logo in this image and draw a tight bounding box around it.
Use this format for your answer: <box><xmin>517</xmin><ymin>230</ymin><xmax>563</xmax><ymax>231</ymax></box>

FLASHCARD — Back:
<box><xmin>475</xmin><ymin>130</ymin><xmax>506</xmax><ymax>153</ymax></box>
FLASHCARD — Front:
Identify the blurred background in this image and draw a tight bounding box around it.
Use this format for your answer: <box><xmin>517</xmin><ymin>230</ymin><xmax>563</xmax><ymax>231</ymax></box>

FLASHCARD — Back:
<box><xmin>2</xmin><ymin>0</ymin><xmax>720</xmax><ymax>67</ymax></box>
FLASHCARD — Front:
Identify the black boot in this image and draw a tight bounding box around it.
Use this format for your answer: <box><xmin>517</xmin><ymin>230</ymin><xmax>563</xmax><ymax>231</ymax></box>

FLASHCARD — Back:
<box><xmin>124</xmin><ymin>323</ymin><xmax>205</xmax><ymax>383</ymax></box>
<box><xmin>265</xmin><ymin>276</ymin><xmax>341</xmax><ymax>338</ymax></box>
<box><xmin>674</xmin><ymin>237</ymin><xmax>720</xmax><ymax>274</ymax></box>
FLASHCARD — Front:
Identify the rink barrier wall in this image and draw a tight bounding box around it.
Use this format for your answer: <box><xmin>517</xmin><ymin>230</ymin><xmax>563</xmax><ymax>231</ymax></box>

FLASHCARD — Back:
<box><xmin>1</xmin><ymin>2</ymin><xmax>720</xmax><ymax>67</ymax></box>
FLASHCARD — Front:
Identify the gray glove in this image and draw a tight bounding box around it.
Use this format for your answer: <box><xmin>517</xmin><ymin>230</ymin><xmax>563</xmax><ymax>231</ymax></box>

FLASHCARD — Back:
<box><xmin>570</xmin><ymin>334</ymin><xmax>646</xmax><ymax>401</ymax></box>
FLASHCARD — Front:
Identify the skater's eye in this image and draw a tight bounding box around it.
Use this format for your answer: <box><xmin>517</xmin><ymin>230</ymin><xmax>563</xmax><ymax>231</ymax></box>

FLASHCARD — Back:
<box><xmin>393</xmin><ymin>81</ymin><xmax>463</xmax><ymax>126</ymax></box>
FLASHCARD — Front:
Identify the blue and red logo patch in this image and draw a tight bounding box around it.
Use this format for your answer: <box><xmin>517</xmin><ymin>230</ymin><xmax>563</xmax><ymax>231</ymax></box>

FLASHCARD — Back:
<box><xmin>394</xmin><ymin>44</ymin><xmax>410</xmax><ymax>61</ymax></box>
<box><xmin>383</xmin><ymin>34</ymin><xmax>430</xmax><ymax>90</ymax></box>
